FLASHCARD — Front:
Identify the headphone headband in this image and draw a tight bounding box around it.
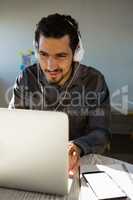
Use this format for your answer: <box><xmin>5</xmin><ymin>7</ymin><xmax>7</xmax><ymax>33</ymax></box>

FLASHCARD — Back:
<box><xmin>64</xmin><ymin>18</ymin><xmax>84</xmax><ymax>62</ymax></box>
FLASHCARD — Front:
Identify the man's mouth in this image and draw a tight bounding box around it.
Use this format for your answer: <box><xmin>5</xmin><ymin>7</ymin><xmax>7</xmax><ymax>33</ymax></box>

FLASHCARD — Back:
<box><xmin>46</xmin><ymin>69</ymin><xmax>62</xmax><ymax>78</ymax></box>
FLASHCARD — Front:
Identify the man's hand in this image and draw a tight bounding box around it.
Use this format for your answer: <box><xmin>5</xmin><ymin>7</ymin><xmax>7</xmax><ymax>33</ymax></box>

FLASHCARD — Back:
<box><xmin>68</xmin><ymin>143</ymin><xmax>80</xmax><ymax>177</ymax></box>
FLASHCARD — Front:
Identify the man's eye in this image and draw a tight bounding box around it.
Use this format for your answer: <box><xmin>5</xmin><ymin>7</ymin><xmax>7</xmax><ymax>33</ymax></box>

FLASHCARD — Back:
<box><xmin>39</xmin><ymin>52</ymin><xmax>48</xmax><ymax>57</ymax></box>
<box><xmin>57</xmin><ymin>54</ymin><xmax>67</xmax><ymax>59</ymax></box>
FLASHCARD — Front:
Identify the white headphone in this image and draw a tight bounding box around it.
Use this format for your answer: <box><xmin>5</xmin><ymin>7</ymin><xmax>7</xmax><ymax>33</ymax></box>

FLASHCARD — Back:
<box><xmin>64</xmin><ymin>18</ymin><xmax>85</xmax><ymax>62</ymax></box>
<box><xmin>33</xmin><ymin>40</ymin><xmax>38</xmax><ymax>59</ymax></box>
<box><xmin>33</xmin><ymin>19</ymin><xmax>84</xmax><ymax>110</ymax></box>
<box><xmin>73</xmin><ymin>35</ymin><xmax>84</xmax><ymax>62</ymax></box>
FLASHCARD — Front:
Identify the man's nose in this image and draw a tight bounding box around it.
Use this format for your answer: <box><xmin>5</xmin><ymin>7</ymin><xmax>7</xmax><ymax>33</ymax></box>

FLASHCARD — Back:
<box><xmin>47</xmin><ymin>57</ymin><xmax>57</xmax><ymax>70</ymax></box>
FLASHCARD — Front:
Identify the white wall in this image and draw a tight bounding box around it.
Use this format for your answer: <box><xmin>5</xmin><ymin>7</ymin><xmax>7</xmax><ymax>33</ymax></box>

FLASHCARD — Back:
<box><xmin>0</xmin><ymin>0</ymin><xmax>133</xmax><ymax>111</ymax></box>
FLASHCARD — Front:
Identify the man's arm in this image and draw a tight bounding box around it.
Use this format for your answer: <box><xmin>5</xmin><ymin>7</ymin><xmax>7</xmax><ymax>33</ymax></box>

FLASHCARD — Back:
<box><xmin>9</xmin><ymin>71</ymin><xmax>29</xmax><ymax>109</ymax></box>
<box><xmin>73</xmin><ymin>74</ymin><xmax>111</xmax><ymax>156</ymax></box>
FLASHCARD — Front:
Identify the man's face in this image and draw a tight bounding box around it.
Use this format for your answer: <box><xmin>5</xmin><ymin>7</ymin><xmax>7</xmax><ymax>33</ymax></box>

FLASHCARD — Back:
<box><xmin>37</xmin><ymin>34</ymin><xmax>73</xmax><ymax>86</ymax></box>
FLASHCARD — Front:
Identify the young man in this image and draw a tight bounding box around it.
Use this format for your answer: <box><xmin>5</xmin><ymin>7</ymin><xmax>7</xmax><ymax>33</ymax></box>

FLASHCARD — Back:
<box><xmin>9</xmin><ymin>13</ymin><xmax>111</xmax><ymax>176</ymax></box>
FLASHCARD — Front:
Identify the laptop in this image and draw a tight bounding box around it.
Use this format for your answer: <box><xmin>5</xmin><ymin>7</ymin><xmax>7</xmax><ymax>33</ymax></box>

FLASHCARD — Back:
<box><xmin>0</xmin><ymin>108</ymin><xmax>69</xmax><ymax>195</ymax></box>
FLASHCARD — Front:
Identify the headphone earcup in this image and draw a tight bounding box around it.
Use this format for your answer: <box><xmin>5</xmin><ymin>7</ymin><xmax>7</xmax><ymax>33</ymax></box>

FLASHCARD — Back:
<box><xmin>73</xmin><ymin>37</ymin><xmax>84</xmax><ymax>62</ymax></box>
<box><xmin>34</xmin><ymin>49</ymin><xmax>38</xmax><ymax>59</ymax></box>
<box><xmin>33</xmin><ymin>40</ymin><xmax>39</xmax><ymax>59</ymax></box>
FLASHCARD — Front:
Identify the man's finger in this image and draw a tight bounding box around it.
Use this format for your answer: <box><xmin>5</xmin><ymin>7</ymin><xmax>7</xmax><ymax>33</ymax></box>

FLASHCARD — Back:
<box><xmin>69</xmin><ymin>159</ymin><xmax>80</xmax><ymax>177</ymax></box>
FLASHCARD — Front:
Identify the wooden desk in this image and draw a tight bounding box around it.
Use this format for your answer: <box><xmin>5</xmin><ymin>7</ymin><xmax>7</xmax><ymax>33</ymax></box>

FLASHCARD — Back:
<box><xmin>0</xmin><ymin>154</ymin><xmax>133</xmax><ymax>200</ymax></box>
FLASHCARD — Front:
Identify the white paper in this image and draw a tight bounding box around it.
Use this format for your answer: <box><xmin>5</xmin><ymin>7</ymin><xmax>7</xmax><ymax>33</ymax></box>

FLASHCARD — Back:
<box><xmin>97</xmin><ymin>164</ymin><xmax>133</xmax><ymax>200</ymax></box>
<box><xmin>83</xmin><ymin>172</ymin><xmax>126</xmax><ymax>199</ymax></box>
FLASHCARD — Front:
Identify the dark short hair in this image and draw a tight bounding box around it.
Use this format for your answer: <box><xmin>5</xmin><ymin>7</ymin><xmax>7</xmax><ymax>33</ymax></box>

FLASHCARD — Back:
<box><xmin>34</xmin><ymin>13</ymin><xmax>80</xmax><ymax>53</ymax></box>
